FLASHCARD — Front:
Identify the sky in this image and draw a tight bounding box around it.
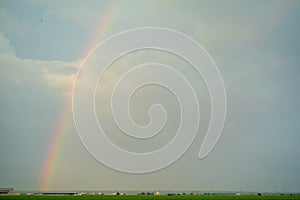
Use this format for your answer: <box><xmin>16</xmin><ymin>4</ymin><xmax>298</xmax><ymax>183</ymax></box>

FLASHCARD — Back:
<box><xmin>0</xmin><ymin>0</ymin><xmax>300</xmax><ymax>193</ymax></box>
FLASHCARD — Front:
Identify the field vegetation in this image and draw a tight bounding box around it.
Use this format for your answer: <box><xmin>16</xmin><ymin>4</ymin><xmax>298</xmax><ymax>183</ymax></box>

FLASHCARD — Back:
<box><xmin>1</xmin><ymin>194</ymin><xmax>300</xmax><ymax>200</ymax></box>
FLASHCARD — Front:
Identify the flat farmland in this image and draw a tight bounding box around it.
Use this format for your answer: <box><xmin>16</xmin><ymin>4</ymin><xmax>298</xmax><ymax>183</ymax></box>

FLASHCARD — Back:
<box><xmin>1</xmin><ymin>195</ymin><xmax>300</xmax><ymax>200</ymax></box>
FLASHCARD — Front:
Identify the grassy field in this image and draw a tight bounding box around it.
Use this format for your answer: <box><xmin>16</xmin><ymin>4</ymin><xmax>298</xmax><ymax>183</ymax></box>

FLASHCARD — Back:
<box><xmin>1</xmin><ymin>195</ymin><xmax>300</xmax><ymax>200</ymax></box>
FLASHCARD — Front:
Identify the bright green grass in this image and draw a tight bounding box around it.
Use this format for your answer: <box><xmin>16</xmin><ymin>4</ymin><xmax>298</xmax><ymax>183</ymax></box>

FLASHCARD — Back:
<box><xmin>1</xmin><ymin>195</ymin><xmax>300</xmax><ymax>200</ymax></box>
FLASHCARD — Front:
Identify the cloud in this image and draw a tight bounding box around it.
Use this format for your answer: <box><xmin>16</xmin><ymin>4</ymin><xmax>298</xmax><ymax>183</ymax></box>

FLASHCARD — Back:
<box><xmin>43</xmin><ymin>68</ymin><xmax>76</xmax><ymax>97</ymax></box>
<box><xmin>189</xmin><ymin>0</ymin><xmax>299</xmax><ymax>52</ymax></box>
<box><xmin>0</xmin><ymin>31</ymin><xmax>15</xmax><ymax>55</ymax></box>
<box><xmin>0</xmin><ymin>31</ymin><xmax>79</xmax><ymax>187</ymax></box>
<box><xmin>0</xmin><ymin>30</ymin><xmax>77</xmax><ymax>96</ymax></box>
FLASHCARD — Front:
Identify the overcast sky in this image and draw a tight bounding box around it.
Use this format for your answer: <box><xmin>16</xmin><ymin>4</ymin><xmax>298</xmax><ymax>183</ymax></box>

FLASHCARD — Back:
<box><xmin>0</xmin><ymin>0</ymin><xmax>300</xmax><ymax>192</ymax></box>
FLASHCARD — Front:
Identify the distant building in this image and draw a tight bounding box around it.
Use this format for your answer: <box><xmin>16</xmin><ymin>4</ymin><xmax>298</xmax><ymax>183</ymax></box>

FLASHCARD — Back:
<box><xmin>0</xmin><ymin>188</ymin><xmax>14</xmax><ymax>194</ymax></box>
<box><xmin>41</xmin><ymin>192</ymin><xmax>78</xmax><ymax>195</ymax></box>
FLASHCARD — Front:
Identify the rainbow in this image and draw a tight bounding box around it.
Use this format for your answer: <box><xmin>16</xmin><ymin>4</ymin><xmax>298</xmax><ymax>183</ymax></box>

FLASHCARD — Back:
<box><xmin>39</xmin><ymin>1</ymin><xmax>122</xmax><ymax>191</ymax></box>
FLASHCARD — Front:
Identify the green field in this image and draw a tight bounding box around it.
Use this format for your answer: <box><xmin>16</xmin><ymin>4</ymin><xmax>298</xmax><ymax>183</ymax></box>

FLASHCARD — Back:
<box><xmin>1</xmin><ymin>195</ymin><xmax>300</xmax><ymax>200</ymax></box>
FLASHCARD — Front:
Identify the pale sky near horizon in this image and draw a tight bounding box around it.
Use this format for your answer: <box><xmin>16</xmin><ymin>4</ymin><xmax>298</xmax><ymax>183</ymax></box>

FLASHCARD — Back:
<box><xmin>0</xmin><ymin>0</ymin><xmax>300</xmax><ymax>192</ymax></box>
